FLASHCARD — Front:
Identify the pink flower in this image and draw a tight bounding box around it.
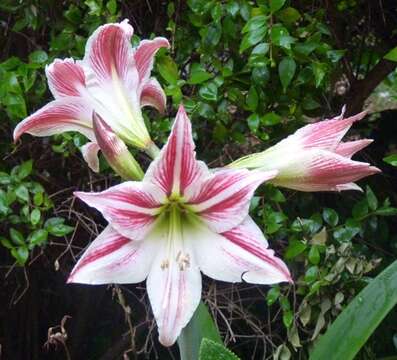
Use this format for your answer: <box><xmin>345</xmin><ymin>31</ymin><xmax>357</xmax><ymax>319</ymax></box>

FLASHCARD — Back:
<box><xmin>69</xmin><ymin>106</ymin><xmax>291</xmax><ymax>346</ymax></box>
<box><xmin>13</xmin><ymin>20</ymin><xmax>169</xmax><ymax>172</ymax></box>
<box><xmin>229</xmin><ymin>108</ymin><xmax>380</xmax><ymax>191</ymax></box>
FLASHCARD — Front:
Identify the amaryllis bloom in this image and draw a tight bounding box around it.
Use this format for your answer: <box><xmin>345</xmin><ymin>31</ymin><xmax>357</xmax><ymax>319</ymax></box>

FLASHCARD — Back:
<box><xmin>13</xmin><ymin>19</ymin><xmax>169</xmax><ymax>171</ymax></box>
<box><xmin>68</xmin><ymin>106</ymin><xmax>291</xmax><ymax>346</ymax></box>
<box><xmin>229</xmin><ymin>108</ymin><xmax>380</xmax><ymax>192</ymax></box>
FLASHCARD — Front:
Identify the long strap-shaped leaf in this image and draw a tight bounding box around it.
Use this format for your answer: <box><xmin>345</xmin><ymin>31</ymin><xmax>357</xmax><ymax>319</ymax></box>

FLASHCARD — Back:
<box><xmin>178</xmin><ymin>301</ymin><xmax>222</xmax><ymax>360</ymax></box>
<box><xmin>310</xmin><ymin>260</ymin><xmax>397</xmax><ymax>360</ymax></box>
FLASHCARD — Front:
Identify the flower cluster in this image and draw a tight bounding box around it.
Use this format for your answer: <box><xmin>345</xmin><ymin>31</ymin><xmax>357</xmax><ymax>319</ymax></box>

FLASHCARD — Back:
<box><xmin>14</xmin><ymin>20</ymin><xmax>379</xmax><ymax>346</ymax></box>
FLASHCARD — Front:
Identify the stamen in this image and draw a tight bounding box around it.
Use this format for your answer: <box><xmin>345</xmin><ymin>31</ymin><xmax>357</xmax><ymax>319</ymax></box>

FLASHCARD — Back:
<box><xmin>160</xmin><ymin>259</ymin><xmax>169</xmax><ymax>270</ymax></box>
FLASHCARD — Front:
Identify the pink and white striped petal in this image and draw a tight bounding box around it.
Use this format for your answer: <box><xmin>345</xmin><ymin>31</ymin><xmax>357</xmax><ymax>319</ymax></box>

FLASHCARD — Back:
<box><xmin>145</xmin><ymin>105</ymin><xmax>208</xmax><ymax>196</ymax></box>
<box><xmin>186</xmin><ymin>169</ymin><xmax>277</xmax><ymax>233</ymax></box>
<box><xmin>13</xmin><ymin>97</ymin><xmax>95</xmax><ymax>142</ymax></box>
<box><xmin>81</xmin><ymin>142</ymin><xmax>100</xmax><ymax>172</ymax></box>
<box><xmin>335</xmin><ymin>139</ymin><xmax>373</xmax><ymax>158</ymax></box>
<box><xmin>134</xmin><ymin>37</ymin><xmax>170</xmax><ymax>82</ymax></box>
<box><xmin>271</xmin><ymin>149</ymin><xmax>380</xmax><ymax>192</ymax></box>
<box><xmin>45</xmin><ymin>58</ymin><xmax>86</xmax><ymax>98</ymax></box>
<box><xmin>74</xmin><ymin>182</ymin><xmax>166</xmax><ymax>240</ymax></box>
<box><xmin>67</xmin><ymin>226</ymin><xmax>153</xmax><ymax>284</ymax></box>
<box><xmin>187</xmin><ymin>216</ymin><xmax>291</xmax><ymax>285</ymax></box>
<box><xmin>84</xmin><ymin>19</ymin><xmax>135</xmax><ymax>84</ymax></box>
<box><xmin>147</xmin><ymin>239</ymin><xmax>201</xmax><ymax>347</ymax></box>
<box><xmin>82</xmin><ymin>20</ymin><xmax>150</xmax><ymax>148</ymax></box>
<box><xmin>292</xmin><ymin>110</ymin><xmax>367</xmax><ymax>151</ymax></box>
<box><xmin>140</xmin><ymin>78</ymin><xmax>167</xmax><ymax>114</ymax></box>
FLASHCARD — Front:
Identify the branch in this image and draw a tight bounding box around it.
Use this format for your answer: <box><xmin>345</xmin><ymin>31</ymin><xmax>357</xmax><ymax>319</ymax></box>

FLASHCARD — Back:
<box><xmin>345</xmin><ymin>58</ymin><xmax>397</xmax><ymax>115</ymax></box>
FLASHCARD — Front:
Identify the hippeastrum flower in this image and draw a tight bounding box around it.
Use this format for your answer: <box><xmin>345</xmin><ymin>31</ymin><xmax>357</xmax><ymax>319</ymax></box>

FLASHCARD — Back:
<box><xmin>229</xmin><ymin>108</ymin><xmax>380</xmax><ymax>192</ymax></box>
<box><xmin>68</xmin><ymin>105</ymin><xmax>291</xmax><ymax>346</ymax></box>
<box><xmin>13</xmin><ymin>19</ymin><xmax>169</xmax><ymax>171</ymax></box>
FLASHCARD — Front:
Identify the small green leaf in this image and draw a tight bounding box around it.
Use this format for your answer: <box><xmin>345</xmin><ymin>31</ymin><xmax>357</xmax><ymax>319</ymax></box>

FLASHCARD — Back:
<box><xmin>277</xmin><ymin>7</ymin><xmax>301</xmax><ymax>24</ymax></box>
<box><xmin>247</xmin><ymin>114</ymin><xmax>260</xmax><ymax>133</ymax></box>
<box><xmin>285</xmin><ymin>240</ymin><xmax>307</xmax><ymax>259</ymax></box>
<box><xmin>0</xmin><ymin>237</ymin><xmax>13</xmax><ymax>249</ymax></box>
<box><xmin>29</xmin><ymin>229</ymin><xmax>48</xmax><ymax>246</ymax></box>
<box><xmin>15</xmin><ymin>184</ymin><xmax>29</xmax><ymax>202</ymax></box>
<box><xmin>199</xmin><ymin>82</ymin><xmax>218</xmax><ymax>101</ymax></box>
<box><xmin>240</xmin><ymin>27</ymin><xmax>266</xmax><ymax>53</ymax></box>
<box><xmin>383</xmin><ymin>154</ymin><xmax>397</xmax><ymax>167</ymax></box>
<box><xmin>188</xmin><ymin>63</ymin><xmax>213</xmax><ymax>84</ymax></box>
<box><xmin>384</xmin><ymin>47</ymin><xmax>397</xmax><ymax>62</ymax></box>
<box><xmin>242</xmin><ymin>15</ymin><xmax>267</xmax><ymax>33</ymax></box>
<box><xmin>270</xmin><ymin>0</ymin><xmax>286</xmax><ymax>13</ymax></box>
<box><xmin>246</xmin><ymin>86</ymin><xmax>258</xmax><ymax>111</ymax></box>
<box><xmin>0</xmin><ymin>172</ymin><xmax>11</xmax><ymax>185</ymax></box>
<box><xmin>10</xmin><ymin>228</ymin><xmax>24</xmax><ymax>245</ymax></box>
<box><xmin>352</xmin><ymin>199</ymin><xmax>368</xmax><ymax>219</ymax></box>
<box><xmin>11</xmin><ymin>246</ymin><xmax>29</xmax><ymax>265</ymax></box>
<box><xmin>29</xmin><ymin>50</ymin><xmax>48</xmax><ymax>64</ymax></box>
<box><xmin>365</xmin><ymin>186</ymin><xmax>378</xmax><ymax>211</ymax></box>
<box><xmin>199</xmin><ymin>338</ymin><xmax>240</xmax><ymax>360</ymax></box>
<box><xmin>16</xmin><ymin>160</ymin><xmax>33</xmax><ymax>180</ymax></box>
<box><xmin>283</xmin><ymin>310</ymin><xmax>294</xmax><ymax>328</ymax></box>
<box><xmin>271</xmin><ymin>25</ymin><xmax>295</xmax><ymax>49</ymax></box>
<box><xmin>308</xmin><ymin>245</ymin><xmax>320</xmax><ymax>265</ymax></box>
<box><xmin>305</xmin><ymin>266</ymin><xmax>318</xmax><ymax>283</ymax></box>
<box><xmin>30</xmin><ymin>208</ymin><xmax>41</xmax><ymax>225</ymax></box>
<box><xmin>47</xmin><ymin>224</ymin><xmax>74</xmax><ymax>237</ymax></box>
<box><xmin>322</xmin><ymin>208</ymin><xmax>339</xmax><ymax>226</ymax></box>
<box><xmin>279</xmin><ymin>57</ymin><xmax>296</xmax><ymax>91</ymax></box>
<box><xmin>262</xmin><ymin>112</ymin><xmax>281</xmax><ymax>126</ymax></box>
<box><xmin>157</xmin><ymin>56</ymin><xmax>179</xmax><ymax>85</ymax></box>
<box><xmin>311</xmin><ymin>62</ymin><xmax>327</xmax><ymax>87</ymax></box>
<box><xmin>266</xmin><ymin>286</ymin><xmax>280</xmax><ymax>306</ymax></box>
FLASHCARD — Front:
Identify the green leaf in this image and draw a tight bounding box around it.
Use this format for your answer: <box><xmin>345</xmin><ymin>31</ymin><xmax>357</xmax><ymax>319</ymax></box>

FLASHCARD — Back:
<box><xmin>247</xmin><ymin>114</ymin><xmax>260</xmax><ymax>132</ymax></box>
<box><xmin>199</xmin><ymin>338</ymin><xmax>240</xmax><ymax>360</ymax></box>
<box><xmin>384</xmin><ymin>47</ymin><xmax>397</xmax><ymax>62</ymax></box>
<box><xmin>29</xmin><ymin>229</ymin><xmax>48</xmax><ymax>246</ymax></box>
<box><xmin>308</xmin><ymin>245</ymin><xmax>320</xmax><ymax>265</ymax></box>
<box><xmin>262</xmin><ymin>112</ymin><xmax>281</xmax><ymax>126</ymax></box>
<box><xmin>242</xmin><ymin>15</ymin><xmax>267</xmax><ymax>33</ymax></box>
<box><xmin>285</xmin><ymin>240</ymin><xmax>307</xmax><ymax>259</ymax></box>
<box><xmin>1</xmin><ymin>237</ymin><xmax>13</xmax><ymax>249</ymax></box>
<box><xmin>383</xmin><ymin>154</ymin><xmax>397</xmax><ymax>167</ymax></box>
<box><xmin>270</xmin><ymin>0</ymin><xmax>286</xmax><ymax>13</ymax></box>
<box><xmin>157</xmin><ymin>56</ymin><xmax>179</xmax><ymax>85</ymax></box>
<box><xmin>47</xmin><ymin>223</ymin><xmax>74</xmax><ymax>237</ymax></box>
<box><xmin>178</xmin><ymin>302</ymin><xmax>222</xmax><ymax>360</ymax></box>
<box><xmin>0</xmin><ymin>172</ymin><xmax>11</xmax><ymax>185</ymax></box>
<box><xmin>310</xmin><ymin>260</ymin><xmax>397</xmax><ymax>360</ymax></box>
<box><xmin>199</xmin><ymin>82</ymin><xmax>218</xmax><ymax>101</ymax></box>
<box><xmin>15</xmin><ymin>184</ymin><xmax>29</xmax><ymax>202</ymax></box>
<box><xmin>271</xmin><ymin>25</ymin><xmax>295</xmax><ymax>49</ymax></box>
<box><xmin>311</xmin><ymin>62</ymin><xmax>327</xmax><ymax>87</ymax></box>
<box><xmin>246</xmin><ymin>86</ymin><xmax>258</xmax><ymax>111</ymax></box>
<box><xmin>278</xmin><ymin>57</ymin><xmax>296</xmax><ymax>91</ymax></box>
<box><xmin>29</xmin><ymin>50</ymin><xmax>48</xmax><ymax>64</ymax></box>
<box><xmin>16</xmin><ymin>160</ymin><xmax>33</xmax><ymax>180</ymax></box>
<box><xmin>11</xmin><ymin>246</ymin><xmax>29</xmax><ymax>265</ymax></box>
<box><xmin>10</xmin><ymin>228</ymin><xmax>24</xmax><ymax>245</ymax></box>
<box><xmin>322</xmin><ymin>208</ymin><xmax>339</xmax><ymax>226</ymax></box>
<box><xmin>374</xmin><ymin>207</ymin><xmax>397</xmax><ymax>216</ymax></box>
<box><xmin>30</xmin><ymin>208</ymin><xmax>41</xmax><ymax>225</ymax></box>
<box><xmin>366</xmin><ymin>186</ymin><xmax>378</xmax><ymax>211</ymax></box>
<box><xmin>266</xmin><ymin>286</ymin><xmax>280</xmax><ymax>306</ymax></box>
<box><xmin>283</xmin><ymin>310</ymin><xmax>294</xmax><ymax>328</ymax></box>
<box><xmin>277</xmin><ymin>7</ymin><xmax>301</xmax><ymax>25</ymax></box>
<box><xmin>240</xmin><ymin>27</ymin><xmax>266</xmax><ymax>53</ymax></box>
<box><xmin>352</xmin><ymin>199</ymin><xmax>368</xmax><ymax>219</ymax></box>
<box><xmin>188</xmin><ymin>63</ymin><xmax>213</xmax><ymax>84</ymax></box>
